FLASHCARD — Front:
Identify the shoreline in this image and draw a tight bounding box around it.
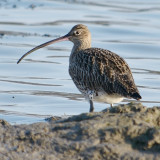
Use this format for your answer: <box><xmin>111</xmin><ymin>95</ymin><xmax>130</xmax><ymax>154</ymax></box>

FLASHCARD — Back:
<box><xmin>0</xmin><ymin>102</ymin><xmax>160</xmax><ymax>160</ymax></box>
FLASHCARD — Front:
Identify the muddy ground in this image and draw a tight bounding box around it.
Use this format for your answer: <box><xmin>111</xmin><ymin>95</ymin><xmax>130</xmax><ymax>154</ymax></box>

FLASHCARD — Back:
<box><xmin>0</xmin><ymin>102</ymin><xmax>160</xmax><ymax>160</ymax></box>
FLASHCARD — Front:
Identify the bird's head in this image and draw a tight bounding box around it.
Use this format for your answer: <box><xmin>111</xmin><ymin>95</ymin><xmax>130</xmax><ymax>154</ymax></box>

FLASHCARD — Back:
<box><xmin>17</xmin><ymin>24</ymin><xmax>91</xmax><ymax>64</ymax></box>
<box><xmin>67</xmin><ymin>24</ymin><xmax>91</xmax><ymax>45</ymax></box>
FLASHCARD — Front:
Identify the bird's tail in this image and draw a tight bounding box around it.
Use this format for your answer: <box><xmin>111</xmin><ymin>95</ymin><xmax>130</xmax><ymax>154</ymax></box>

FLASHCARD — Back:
<box><xmin>131</xmin><ymin>92</ymin><xmax>142</xmax><ymax>100</ymax></box>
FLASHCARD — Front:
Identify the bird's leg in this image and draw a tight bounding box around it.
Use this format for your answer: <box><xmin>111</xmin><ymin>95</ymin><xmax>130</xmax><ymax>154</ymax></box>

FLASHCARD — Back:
<box><xmin>88</xmin><ymin>90</ymin><xmax>94</xmax><ymax>112</ymax></box>
<box><xmin>89</xmin><ymin>100</ymin><xmax>94</xmax><ymax>112</ymax></box>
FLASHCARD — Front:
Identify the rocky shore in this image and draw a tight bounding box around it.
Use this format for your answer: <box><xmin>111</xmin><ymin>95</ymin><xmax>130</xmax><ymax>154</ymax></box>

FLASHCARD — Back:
<box><xmin>0</xmin><ymin>103</ymin><xmax>160</xmax><ymax>160</ymax></box>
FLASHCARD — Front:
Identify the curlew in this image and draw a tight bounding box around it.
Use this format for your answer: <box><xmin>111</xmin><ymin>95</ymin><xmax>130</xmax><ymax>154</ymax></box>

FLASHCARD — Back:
<box><xmin>17</xmin><ymin>24</ymin><xmax>142</xmax><ymax>112</ymax></box>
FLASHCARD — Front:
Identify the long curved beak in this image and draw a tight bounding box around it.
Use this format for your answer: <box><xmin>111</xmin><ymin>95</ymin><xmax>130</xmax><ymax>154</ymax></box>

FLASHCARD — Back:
<box><xmin>17</xmin><ymin>34</ymin><xmax>70</xmax><ymax>64</ymax></box>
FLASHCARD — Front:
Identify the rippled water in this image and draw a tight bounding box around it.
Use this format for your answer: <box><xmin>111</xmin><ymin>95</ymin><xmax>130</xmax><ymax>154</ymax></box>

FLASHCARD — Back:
<box><xmin>0</xmin><ymin>0</ymin><xmax>160</xmax><ymax>124</ymax></box>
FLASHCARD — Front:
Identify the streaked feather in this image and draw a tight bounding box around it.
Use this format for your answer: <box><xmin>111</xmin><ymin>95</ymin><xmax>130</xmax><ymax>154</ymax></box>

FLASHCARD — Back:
<box><xmin>69</xmin><ymin>47</ymin><xmax>141</xmax><ymax>100</ymax></box>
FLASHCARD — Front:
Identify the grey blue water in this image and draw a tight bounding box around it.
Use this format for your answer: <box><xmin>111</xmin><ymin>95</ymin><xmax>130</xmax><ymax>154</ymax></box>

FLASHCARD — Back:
<box><xmin>0</xmin><ymin>0</ymin><xmax>160</xmax><ymax>124</ymax></box>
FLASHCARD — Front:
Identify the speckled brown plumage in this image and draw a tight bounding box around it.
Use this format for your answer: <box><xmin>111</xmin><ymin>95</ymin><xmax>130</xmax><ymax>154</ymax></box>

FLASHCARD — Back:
<box><xmin>17</xmin><ymin>24</ymin><xmax>142</xmax><ymax>112</ymax></box>
<box><xmin>69</xmin><ymin>47</ymin><xmax>141</xmax><ymax>100</ymax></box>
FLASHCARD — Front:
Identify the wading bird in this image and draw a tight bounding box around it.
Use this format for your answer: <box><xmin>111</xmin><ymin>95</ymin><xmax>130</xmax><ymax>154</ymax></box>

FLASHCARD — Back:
<box><xmin>17</xmin><ymin>24</ymin><xmax>141</xmax><ymax>112</ymax></box>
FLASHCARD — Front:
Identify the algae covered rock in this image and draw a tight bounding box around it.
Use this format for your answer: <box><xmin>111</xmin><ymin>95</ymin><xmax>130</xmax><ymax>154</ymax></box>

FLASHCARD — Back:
<box><xmin>0</xmin><ymin>103</ymin><xmax>160</xmax><ymax>160</ymax></box>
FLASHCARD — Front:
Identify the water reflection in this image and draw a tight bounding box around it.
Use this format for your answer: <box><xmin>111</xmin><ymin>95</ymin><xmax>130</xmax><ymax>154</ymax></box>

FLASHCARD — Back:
<box><xmin>0</xmin><ymin>0</ymin><xmax>160</xmax><ymax>124</ymax></box>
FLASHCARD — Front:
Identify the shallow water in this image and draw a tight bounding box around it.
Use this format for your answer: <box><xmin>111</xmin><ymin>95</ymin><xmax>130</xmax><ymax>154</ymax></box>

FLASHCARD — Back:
<box><xmin>0</xmin><ymin>0</ymin><xmax>160</xmax><ymax>124</ymax></box>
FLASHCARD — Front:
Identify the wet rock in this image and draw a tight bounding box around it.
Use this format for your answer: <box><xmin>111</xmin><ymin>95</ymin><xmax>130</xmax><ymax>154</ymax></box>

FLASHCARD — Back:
<box><xmin>45</xmin><ymin>116</ymin><xmax>61</xmax><ymax>122</ymax></box>
<box><xmin>0</xmin><ymin>119</ymin><xmax>10</xmax><ymax>126</ymax></box>
<box><xmin>0</xmin><ymin>103</ymin><xmax>160</xmax><ymax>159</ymax></box>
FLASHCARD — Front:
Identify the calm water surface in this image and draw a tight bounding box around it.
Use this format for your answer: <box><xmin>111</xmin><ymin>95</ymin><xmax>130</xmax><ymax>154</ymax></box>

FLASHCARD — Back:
<box><xmin>0</xmin><ymin>0</ymin><xmax>160</xmax><ymax>124</ymax></box>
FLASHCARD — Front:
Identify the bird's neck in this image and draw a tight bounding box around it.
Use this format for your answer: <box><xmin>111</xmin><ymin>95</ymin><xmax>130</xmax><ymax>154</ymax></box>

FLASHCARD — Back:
<box><xmin>71</xmin><ymin>39</ymin><xmax>91</xmax><ymax>55</ymax></box>
<box><xmin>69</xmin><ymin>40</ymin><xmax>91</xmax><ymax>64</ymax></box>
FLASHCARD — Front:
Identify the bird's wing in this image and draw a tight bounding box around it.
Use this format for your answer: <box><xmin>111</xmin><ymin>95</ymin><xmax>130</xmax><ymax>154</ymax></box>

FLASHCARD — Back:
<box><xmin>69</xmin><ymin>48</ymin><xmax>141</xmax><ymax>99</ymax></box>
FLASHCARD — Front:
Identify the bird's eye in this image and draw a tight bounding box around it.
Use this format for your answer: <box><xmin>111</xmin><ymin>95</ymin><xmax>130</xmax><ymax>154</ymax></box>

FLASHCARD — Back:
<box><xmin>74</xmin><ymin>31</ymin><xmax>80</xmax><ymax>35</ymax></box>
